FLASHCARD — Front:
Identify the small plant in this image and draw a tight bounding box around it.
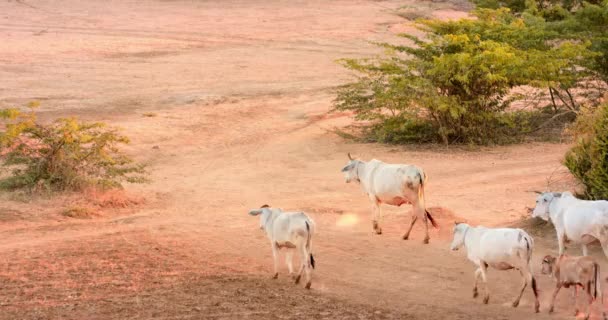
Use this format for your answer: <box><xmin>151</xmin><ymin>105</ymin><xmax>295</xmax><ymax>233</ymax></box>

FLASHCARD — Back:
<box><xmin>564</xmin><ymin>102</ymin><xmax>608</xmax><ymax>200</ymax></box>
<box><xmin>61</xmin><ymin>206</ymin><xmax>97</xmax><ymax>219</ymax></box>
<box><xmin>0</xmin><ymin>102</ymin><xmax>148</xmax><ymax>192</ymax></box>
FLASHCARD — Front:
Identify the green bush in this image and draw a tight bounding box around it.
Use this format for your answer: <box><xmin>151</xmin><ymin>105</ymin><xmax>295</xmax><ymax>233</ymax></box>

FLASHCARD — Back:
<box><xmin>564</xmin><ymin>102</ymin><xmax>608</xmax><ymax>200</ymax></box>
<box><xmin>334</xmin><ymin>9</ymin><xmax>594</xmax><ymax>145</ymax></box>
<box><xmin>0</xmin><ymin>103</ymin><xmax>148</xmax><ymax>192</ymax></box>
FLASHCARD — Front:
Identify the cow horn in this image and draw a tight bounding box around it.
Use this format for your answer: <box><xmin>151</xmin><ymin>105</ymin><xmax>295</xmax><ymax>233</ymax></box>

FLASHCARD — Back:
<box><xmin>260</xmin><ymin>204</ymin><xmax>270</xmax><ymax>208</ymax></box>
<box><xmin>526</xmin><ymin>190</ymin><xmax>543</xmax><ymax>194</ymax></box>
<box><xmin>348</xmin><ymin>153</ymin><xmax>353</xmax><ymax>160</ymax></box>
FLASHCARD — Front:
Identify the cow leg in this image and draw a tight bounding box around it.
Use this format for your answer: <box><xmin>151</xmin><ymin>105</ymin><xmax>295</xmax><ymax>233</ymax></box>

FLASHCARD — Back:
<box><xmin>370</xmin><ymin>197</ymin><xmax>382</xmax><ymax>235</ymax></box>
<box><xmin>548</xmin><ymin>283</ymin><xmax>563</xmax><ymax>313</ymax></box>
<box><xmin>473</xmin><ymin>268</ymin><xmax>482</xmax><ymax>298</ymax></box>
<box><xmin>571</xmin><ymin>286</ymin><xmax>579</xmax><ymax>316</ymax></box>
<box><xmin>530</xmin><ymin>273</ymin><xmax>540</xmax><ymax>313</ymax></box>
<box><xmin>600</xmin><ymin>240</ymin><xmax>608</xmax><ymax>262</ymax></box>
<box><xmin>271</xmin><ymin>244</ymin><xmax>279</xmax><ymax>279</ymax></box>
<box><xmin>585</xmin><ymin>283</ymin><xmax>593</xmax><ymax>320</ymax></box>
<box><xmin>285</xmin><ymin>250</ymin><xmax>294</xmax><ymax>277</ymax></box>
<box><xmin>582</xmin><ymin>244</ymin><xmax>589</xmax><ymax>256</ymax></box>
<box><xmin>512</xmin><ymin>269</ymin><xmax>527</xmax><ymax>308</ymax></box>
<box><xmin>422</xmin><ymin>210</ymin><xmax>430</xmax><ymax>244</ymax></box>
<box><xmin>294</xmin><ymin>262</ymin><xmax>304</xmax><ymax>285</ymax></box>
<box><xmin>300</xmin><ymin>245</ymin><xmax>312</xmax><ymax>289</ymax></box>
<box><xmin>557</xmin><ymin>232</ymin><xmax>566</xmax><ymax>255</ymax></box>
<box><xmin>480</xmin><ymin>262</ymin><xmax>490</xmax><ymax>304</ymax></box>
<box><xmin>402</xmin><ymin>216</ymin><xmax>418</xmax><ymax>240</ymax></box>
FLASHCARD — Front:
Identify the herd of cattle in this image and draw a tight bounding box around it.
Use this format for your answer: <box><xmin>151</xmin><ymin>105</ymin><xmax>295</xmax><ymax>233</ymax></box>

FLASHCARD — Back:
<box><xmin>248</xmin><ymin>154</ymin><xmax>608</xmax><ymax>319</ymax></box>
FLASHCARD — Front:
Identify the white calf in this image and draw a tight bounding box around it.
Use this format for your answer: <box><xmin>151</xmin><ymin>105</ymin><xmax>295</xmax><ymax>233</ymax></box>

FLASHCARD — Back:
<box><xmin>450</xmin><ymin>223</ymin><xmax>540</xmax><ymax>312</ymax></box>
<box><xmin>532</xmin><ymin>192</ymin><xmax>608</xmax><ymax>258</ymax></box>
<box><xmin>248</xmin><ymin>205</ymin><xmax>315</xmax><ymax>289</ymax></box>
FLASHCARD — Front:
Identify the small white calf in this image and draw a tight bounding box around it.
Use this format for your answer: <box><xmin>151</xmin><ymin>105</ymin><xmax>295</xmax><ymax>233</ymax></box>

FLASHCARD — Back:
<box><xmin>341</xmin><ymin>154</ymin><xmax>438</xmax><ymax>243</ymax></box>
<box><xmin>248</xmin><ymin>205</ymin><xmax>316</xmax><ymax>289</ymax></box>
<box><xmin>450</xmin><ymin>223</ymin><xmax>540</xmax><ymax>312</ymax></box>
<box><xmin>532</xmin><ymin>192</ymin><xmax>608</xmax><ymax>258</ymax></box>
<box><xmin>541</xmin><ymin>255</ymin><xmax>604</xmax><ymax>319</ymax></box>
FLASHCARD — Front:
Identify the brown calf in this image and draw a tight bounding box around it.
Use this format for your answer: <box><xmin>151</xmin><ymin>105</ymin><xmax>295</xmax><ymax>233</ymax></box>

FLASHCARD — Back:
<box><xmin>541</xmin><ymin>255</ymin><xmax>605</xmax><ymax>320</ymax></box>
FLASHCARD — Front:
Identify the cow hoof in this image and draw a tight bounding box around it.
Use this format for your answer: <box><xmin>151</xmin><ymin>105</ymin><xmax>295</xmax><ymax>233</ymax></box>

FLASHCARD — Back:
<box><xmin>272</xmin><ymin>273</ymin><xmax>278</xmax><ymax>279</ymax></box>
<box><xmin>512</xmin><ymin>301</ymin><xmax>519</xmax><ymax>308</ymax></box>
<box><xmin>294</xmin><ymin>275</ymin><xmax>301</xmax><ymax>284</ymax></box>
<box><xmin>305</xmin><ymin>282</ymin><xmax>311</xmax><ymax>289</ymax></box>
<box><xmin>548</xmin><ymin>307</ymin><xmax>554</xmax><ymax>314</ymax></box>
<box><xmin>423</xmin><ymin>238</ymin><xmax>430</xmax><ymax>244</ymax></box>
<box><xmin>535</xmin><ymin>302</ymin><xmax>540</xmax><ymax>313</ymax></box>
<box><xmin>483</xmin><ymin>296</ymin><xmax>489</xmax><ymax>304</ymax></box>
<box><xmin>375</xmin><ymin>228</ymin><xmax>382</xmax><ymax>235</ymax></box>
<box><xmin>473</xmin><ymin>290</ymin><xmax>478</xmax><ymax>298</ymax></box>
<box><xmin>574</xmin><ymin>309</ymin><xmax>579</xmax><ymax>316</ymax></box>
<box><xmin>402</xmin><ymin>234</ymin><xmax>410</xmax><ymax>240</ymax></box>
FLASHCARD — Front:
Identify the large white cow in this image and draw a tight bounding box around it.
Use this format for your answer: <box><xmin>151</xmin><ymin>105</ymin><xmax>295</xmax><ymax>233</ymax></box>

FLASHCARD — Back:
<box><xmin>248</xmin><ymin>205</ymin><xmax>316</xmax><ymax>289</ymax></box>
<box><xmin>341</xmin><ymin>154</ymin><xmax>437</xmax><ymax>243</ymax></box>
<box><xmin>450</xmin><ymin>223</ymin><xmax>540</xmax><ymax>312</ymax></box>
<box><xmin>532</xmin><ymin>191</ymin><xmax>608</xmax><ymax>258</ymax></box>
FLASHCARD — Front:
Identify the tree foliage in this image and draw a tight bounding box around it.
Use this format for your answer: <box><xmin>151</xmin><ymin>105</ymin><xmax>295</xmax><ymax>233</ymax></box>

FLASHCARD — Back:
<box><xmin>334</xmin><ymin>8</ymin><xmax>595</xmax><ymax>144</ymax></box>
<box><xmin>565</xmin><ymin>102</ymin><xmax>608</xmax><ymax>199</ymax></box>
<box><xmin>0</xmin><ymin>103</ymin><xmax>147</xmax><ymax>192</ymax></box>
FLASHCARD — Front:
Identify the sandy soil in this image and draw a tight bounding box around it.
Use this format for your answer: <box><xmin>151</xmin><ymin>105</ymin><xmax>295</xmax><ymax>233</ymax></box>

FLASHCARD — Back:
<box><xmin>0</xmin><ymin>0</ymin><xmax>599</xmax><ymax>319</ymax></box>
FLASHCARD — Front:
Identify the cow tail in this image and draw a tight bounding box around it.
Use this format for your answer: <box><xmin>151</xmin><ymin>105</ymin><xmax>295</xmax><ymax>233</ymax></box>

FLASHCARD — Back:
<box><xmin>418</xmin><ymin>171</ymin><xmax>438</xmax><ymax>229</ymax></box>
<box><xmin>305</xmin><ymin>221</ymin><xmax>315</xmax><ymax>269</ymax></box>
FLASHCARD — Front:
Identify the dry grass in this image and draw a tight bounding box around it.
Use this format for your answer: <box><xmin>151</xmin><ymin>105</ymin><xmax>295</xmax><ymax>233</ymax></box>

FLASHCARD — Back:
<box><xmin>0</xmin><ymin>231</ymin><xmax>408</xmax><ymax>319</ymax></box>
<box><xmin>60</xmin><ymin>206</ymin><xmax>98</xmax><ymax>219</ymax></box>
<box><xmin>83</xmin><ymin>188</ymin><xmax>145</xmax><ymax>209</ymax></box>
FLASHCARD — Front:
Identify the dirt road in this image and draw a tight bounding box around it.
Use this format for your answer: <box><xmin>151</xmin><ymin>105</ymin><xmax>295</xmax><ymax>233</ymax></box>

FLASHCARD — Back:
<box><xmin>0</xmin><ymin>0</ymin><xmax>596</xmax><ymax>319</ymax></box>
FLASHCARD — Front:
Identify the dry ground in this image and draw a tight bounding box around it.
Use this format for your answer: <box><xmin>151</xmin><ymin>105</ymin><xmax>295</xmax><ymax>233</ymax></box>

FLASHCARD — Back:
<box><xmin>0</xmin><ymin>0</ymin><xmax>600</xmax><ymax>319</ymax></box>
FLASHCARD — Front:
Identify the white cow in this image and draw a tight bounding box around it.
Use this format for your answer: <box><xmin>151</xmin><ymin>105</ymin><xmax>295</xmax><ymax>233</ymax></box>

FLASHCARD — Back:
<box><xmin>341</xmin><ymin>153</ymin><xmax>437</xmax><ymax>243</ymax></box>
<box><xmin>450</xmin><ymin>223</ymin><xmax>540</xmax><ymax>312</ymax></box>
<box><xmin>531</xmin><ymin>191</ymin><xmax>608</xmax><ymax>258</ymax></box>
<box><xmin>248</xmin><ymin>205</ymin><xmax>316</xmax><ymax>289</ymax></box>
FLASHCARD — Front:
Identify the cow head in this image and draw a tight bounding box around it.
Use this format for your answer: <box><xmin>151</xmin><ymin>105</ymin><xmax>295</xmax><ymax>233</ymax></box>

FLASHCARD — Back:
<box><xmin>541</xmin><ymin>255</ymin><xmax>557</xmax><ymax>275</ymax></box>
<box><xmin>531</xmin><ymin>192</ymin><xmax>562</xmax><ymax>220</ymax></box>
<box><xmin>341</xmin><ymin>153</ymin><xmax>360</xmax><ymax>183</ymax></box>
<box><xmin>450</xmin><ymin>222</ymin><xmax>469</xmax><ymax>251</ymax></box>
<box><xmin>248</xmin><ymin>204</ymin><xmax>273</xmax><ymax>231</ymax></box>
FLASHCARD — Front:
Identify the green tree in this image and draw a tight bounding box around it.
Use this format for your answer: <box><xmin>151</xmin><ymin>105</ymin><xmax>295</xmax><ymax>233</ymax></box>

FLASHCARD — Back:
<box><xmin>334</xmin><ymin>9</ymin><xmax>594</xmax><ymax>144</ymax></box>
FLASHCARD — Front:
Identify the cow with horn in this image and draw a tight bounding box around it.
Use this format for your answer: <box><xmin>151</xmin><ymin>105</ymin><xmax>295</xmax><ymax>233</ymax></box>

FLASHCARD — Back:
<box><xmin>341</xmin><ymin>153</ymin><xmax>438</xmax><ymax>243</ymax></box>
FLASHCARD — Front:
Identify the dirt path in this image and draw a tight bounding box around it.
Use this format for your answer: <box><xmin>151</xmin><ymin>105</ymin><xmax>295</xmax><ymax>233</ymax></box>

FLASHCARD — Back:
<box><xmin>0</xmin><ymin>0</ymin><xmax>597</xmax><ymax>319</ymax></box>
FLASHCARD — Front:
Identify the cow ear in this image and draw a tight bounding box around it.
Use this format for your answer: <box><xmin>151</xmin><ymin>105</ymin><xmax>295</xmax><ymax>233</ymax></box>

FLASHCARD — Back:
<box><xmin>552</xmin><ymin>192</ymin><xmax>562</xmax><ymax>198</ymax></box>
<box><xmin>249</xmin><ymin>209</ymin><xmax>262</xmax><ymax>216</ymax></box>
<box><xmin>341</xmin><ymin>164</ymin><xmax>351</xmax><ymax>172</ymax></box>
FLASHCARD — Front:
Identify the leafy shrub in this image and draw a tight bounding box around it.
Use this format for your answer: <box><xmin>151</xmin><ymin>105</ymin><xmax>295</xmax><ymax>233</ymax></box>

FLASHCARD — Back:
<box><xmin>564</xmin><ymin>102</ymin><xmax>608</xmax><ymax>200</ymax></box>
<box><xmin>479</xmin><ymin>0</ymin><xmax>608</xmax><ymax>86</ymax></box>
<box><xmin>0</xmin><ymin>103</ymin><xmax>147</xmax><ymax>192</ymax></box>
<box><xmin>334</xmin><ymin>9</ymin><xmax>594</xmax><ymax>144</ymax></box>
